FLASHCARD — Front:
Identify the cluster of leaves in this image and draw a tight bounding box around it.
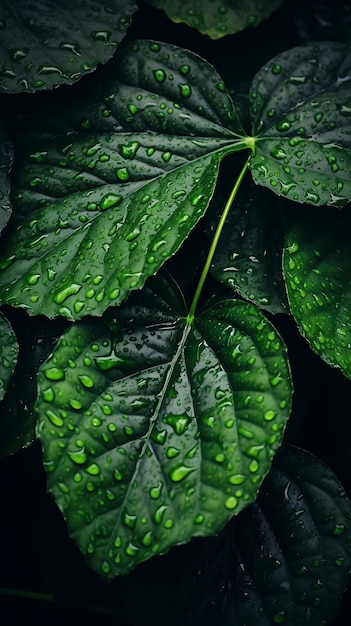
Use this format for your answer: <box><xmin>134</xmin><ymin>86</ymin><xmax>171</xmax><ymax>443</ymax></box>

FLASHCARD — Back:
<box><xmin>1</xmin><ymin>1</ymin><xmax>351</xmax><ymax>624</ymax></box>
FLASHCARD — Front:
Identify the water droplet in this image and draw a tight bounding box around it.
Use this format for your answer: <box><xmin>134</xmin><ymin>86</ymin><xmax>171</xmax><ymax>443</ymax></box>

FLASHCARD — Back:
<box><xmin>123</xmin><ymin>512</ymin><xmax>137</xmax><ymax>528</ymax></box>
<box><xmin>170</xmin><ymin>465</ymin><xmax>195</xmax><ymax>482</ymax></box>
<box><xmin>44</xmin><ymin>367</ymin><xmax>65</xmax><ymax>381</ymax></box>
<box><xmin>228</xmin><ymin>474</ymin><xmax>246</xmax><ymax>485</ymax></box>
<box><xmin>164</xmin><ymin>414</ymin><xmax>190</xmax><ymax>435</ymax></box>
<box><xmin>91</xmin><ymin>30</ymin><xmax>111</xmax><ymax>43</ymax></box>
<box><xmin>179</xmin><ymin>83</ymin><xmax>192</xmax><ymax>98</ymax></box>
<box><xmin>46</xmin><ymin>409</ymin><xmax>64</xmax><ymax>427</ymax></box>
<box><xmin>100</xmin><ymin>193</ymin><xmax>122</xmax><ymax>210</ymax></box>
<box><xmin>67</xmin><ymin>449</ymin><xmax>88</xmax><ymax>465</ymax></box>
<box><xmin>270</xmin><ymin>147</ymin><xmax>287</xmax><ymax>160</ymax></box>
<box><xmin>225</xmin><ymin>496</ymin><xmax>238</xmax><ymax>510</ymax></box>
<box><xmin>273</xmin><ymin>610</ymin><xmax>286</xmax><ymax>623</ymax></box>
<box><xmin>249</xmin><ymin>460</ymin><xmax>259</xmax><ymax>473</ymax></box>
<box><xmin>119</xmin><ymin>140</ymin><xmax>140</xmax><ymax>159</ymax></box>
<box><xmin>43</xmin><ymin>387</ymin><xmax>55</xmax><ymax>402</ymax></box>
<box><xmin>86</xmin><ymin>463</ymin><xmax>100</xmax><ymax>476</ymax></box>
<box><xmin>264</xmin><ymin>410</ymin><xmax>276</xmax><ymax>421</ymax></box>
<box><xmin>153</xmin><ymin>68</ymin><xmax>166</xmax><ymax>82</ymax></box>
<box><xmin>53</xmin><ymin>283</ymin><xmax>81</xmax><ymax>305</ymax></box>
<box><xmin>142</xmin><ymin>531</ymin><xmax>153</xmax><ymax>546</ymax></box>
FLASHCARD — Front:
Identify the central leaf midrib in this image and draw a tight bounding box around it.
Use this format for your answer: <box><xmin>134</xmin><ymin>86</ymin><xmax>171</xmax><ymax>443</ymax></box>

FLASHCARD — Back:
<box><xmin>8</xmin><ymin>140</ymin><xmax>243</xmax><ymax>279</ymax></box>
<box><xmin>107</xmin><ymin>319</ymin><xmax>192</xmax><ymax>556</ymax></box>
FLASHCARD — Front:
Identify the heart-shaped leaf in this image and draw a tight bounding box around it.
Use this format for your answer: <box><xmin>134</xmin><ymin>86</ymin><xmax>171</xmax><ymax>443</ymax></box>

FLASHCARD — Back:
<box><xmin>283</xmin><ymin>205</ymin><xmax>351</xmax><ymax>379</ymax></box>
<box><xmin>35</xmin><ymin>273</ymin><xmax>292</xmax><ymax>579</ymax></box>
<box><xmin>0</xmin><ymin>0</ymin><xmax>138</xmax><ymax>93</ymax></box>
<box><xmin>145</xmin><ymin>0</ymin><xmax>283</xmax><ymax>39</ymax></box>
<box><xmin>0</xmin><ymin>39</ymin><xmax>247</xmax><ymax>320</ymax></box>
<box><xmin>0</xmin><ymin>310</ymin><xmax>18</xmax><ymax>402</ymax></box>
<box><xmin>124</xmin><ymin>445</ymin><xmax>351</xmax><ymax>626</ymax></box>
<box><xmin>0</xmin><ymin>119</ymin><xmax>13</xmax><ymax>232</ymax></box>
<box><xmin>249</xmin><ymin>42</ymin><xmax>351</xmax><ymax>207</ymax></box>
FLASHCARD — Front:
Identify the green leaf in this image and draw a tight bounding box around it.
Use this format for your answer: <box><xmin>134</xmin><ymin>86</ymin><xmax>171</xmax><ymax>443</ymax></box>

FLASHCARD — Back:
<box><xmin>0</xmin><ymin>119</ymin><xmax>13</xmax><ymax>232</ymax></box>
<box><xmin>207</xmin><ymin>177</ymin><xmax>288</xmax><ymax>313</ymax></box>
<box><xmin>124</xmin><ymin>444</ymin><xmax>351</xmax><ymax>626</ymax></box>
<box><xmin>0</xmin><ymin>0</ymin><xmax>138</xmax><ymax>93</ymax></box>
<box><xmin>0</xmin><ymin>310</ymin><xmax>18</xmax><ymax>402</ymax></box>
<box><xmin>35</xmin><ymin>273</ymin><xmax>292</xmax><ymax>579</ymax></box>
<box><xmin>0</xmin><ymin>39</ymin><xmax>247</xmax><ymax>320</ymax></box>
<box><xmin>0</xmin><ymin>313</ymin><xmax>67</xmax><ymax>458</ymax></box>
<box><xmin>145</xmin><ymin>0</ymin><xmax>283</xmax><ymax>39</ymax></box>
<box><xmin>283</xmin><ymin>205</ymin><xmax>351</xmax><ymax>379</ymax></box>
<box><xmin>249</xmin><ymin>42</ymin><xmax>351</xmax><ymax>207</ymax></box>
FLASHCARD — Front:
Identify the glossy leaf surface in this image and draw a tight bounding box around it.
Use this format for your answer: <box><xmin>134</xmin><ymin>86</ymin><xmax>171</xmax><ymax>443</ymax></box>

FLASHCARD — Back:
<box><xmin>283</xmin><ymin>206</ymin><xmax>351</xmax><ymax>379</ymax></box>
<box><xmin>0</xmin><ymin>311</ymin><xmax>18</xmax><ymax>402</ymax></box>
<box><xmin>0</xmin><ymin>39</ymin><xmax>245</xmax><ymax>320</ymax></box>
<box><xmin>145</xmin><ymin>0</ymin><xmax>283</xmax><ymax>39</ymax></box>
<box><xmin>0</xmin><ymin>0</ymin><xmax>137</xmax><ymax>93</ymax></box>
<box><xmin>0</xmin><ymin>119</ymin><xmax>13</xmax><ymax>232</ymax></box>
<box><xmin>125</xmin><ymin>445</ymin><xmax>351</xmax><ymax>626</ymax></box>
<box><xmin>207</xmin><ymin>179</ymin><xmax>288</xmax><ymax>313</ymax></box>
<box><xmin>36</xmin><ymin>275</ymin><xmax>292</xmax><ymax>579</ymax></box>
<box><xmin>250</xmin><ymin>42</ymin><xmax>351</xmax><ymax>207</ymax></box>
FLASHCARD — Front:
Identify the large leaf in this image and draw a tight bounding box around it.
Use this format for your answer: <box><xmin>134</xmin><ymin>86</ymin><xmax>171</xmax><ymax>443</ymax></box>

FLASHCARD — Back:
<box><xmin>35</xmin><ymin>273</ymin><xmax>292</xmax><ymax>579</ymax></box>
<box><xmin>283</xmin><ymin>205</ymin><xmax>351</xmax><ymax>379</ymax></box>
<box><xmin>0</xmin><ymin>0</ymin><xmax>138</xmax><ymax>93</ymax></box>
<box><xmin>0</xmin><ymin>119</ymin><xmax>13</xmax><ymax>232</ymax></box>
<box><xmin>145</xmin><ymin>0</ymin><xmax>283</xmax><ymax>39</ymax></box>
<box><xmin>0</xmin><ymin>310</ymin><xmax>18</xmax><ymax>402</ymax></box>
<box><xmin>124</xmin><ymin>445</ymin><xmax>351</xmax><ymax>626</ymax></box>
<box><xmin>207</xmin><ymin>175</ymin><xmax>288</xmax><ymax>314</ymax></box>
<box><xmin>249</xmin><ymin>42</ymin><xmax>351</xmax><ymax>207</ymax></box>
<box><xmin>0</xmin><ymin>39</ymin><xmax>246</xmax><ymax>320</ymax></box>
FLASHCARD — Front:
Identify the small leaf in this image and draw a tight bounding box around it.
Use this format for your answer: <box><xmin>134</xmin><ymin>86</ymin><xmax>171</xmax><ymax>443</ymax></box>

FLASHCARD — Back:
<box><xmin>0</xmin><ymin>310</ymin><xmax>18</xmax><ymax>402</ymax></box>
<box><xmin>145</xmin><ymin>0</ymin><xmax>283</xmax><ymax>39</ymax></box>
<box><xmin>35</xmin><ymin>273</ymin><xmax>292</xmax><ymax>579</ymax></box>
<box><xmin>0</xmin><ymin>39</ymin><xmax>246</xmax><ymax>320</ymax></box>
<box><xmin>207</xmin><ymin>177</ymin><xmax>288</xmax><ymax>313</ymax></box>
<box><xmin>250</xmin><ymin>42</ymin><xmax>351</xmax><ymax>206</ymax></box>
<box><xmin>0</xmin><ymin>0</ymin><xmax>138</xmax><ymax>93</ymax></box>
<box><xmin>283</xmin><ymin>205</ymin><xmax>351</xmax><ymax>379</ymax></box>
<box><xmin>0</xmin><ymin>119</ymin><xmax>13</xmax><ymax>232</ymax></box>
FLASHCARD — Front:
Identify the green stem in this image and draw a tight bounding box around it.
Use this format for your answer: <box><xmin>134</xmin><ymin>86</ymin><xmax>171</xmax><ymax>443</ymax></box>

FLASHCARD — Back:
<box><xmin>187</xmin><ymin>152</ymin><xmax>251</xmax><ymax>323</ymax></box>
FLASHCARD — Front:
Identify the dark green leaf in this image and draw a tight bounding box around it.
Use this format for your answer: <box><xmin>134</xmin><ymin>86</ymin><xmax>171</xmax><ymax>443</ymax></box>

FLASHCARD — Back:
<box><xmin>0</xmin><ymin>312</ymin><xmax>68</xmax><ymax>458</ymax></box>
<box><xmin>0</xmin><ymin>39</ymin><xmax>247</xmax><ymax>320</ymax></box>
<box><xmin>283</xmin><ymin>205</ymin><xmax>351</xmax><ymax>379</ymax></box>
<box><xmin>0</xmin><ymin>310</ymin><xmax>18</xmax><ymax>402</ymax></box>
<box><xmin>207</xmin><ymin>177</ymin><xmax>288</xmax><ymax>314</ymax></box>
<box><xmin>122</xmin><ymin>445</ymin><xmax>351</xmax><ymax>626</ymax></box>
<box><xmin>249</xmin><ymin>42</ymin><xmax>351</xmax><ymax>207</ymax></box>
<box><xmin>145</xmin><ymin>0</ymin><xmax>283</xmax><ymax>39</ymax></box>
<box><xmin>0</xmin><ymin>119</ymin><xmax>13</xmax><ymax>232</ymax></box>
<box><xmin>35</xmin><ymin>273</ymin><xmax>292</xmax><ymax>579</ymax></box>
<box><xmin>0</xmin><ymin>0</ymin><xmax>138</xmax><ymax>93</ymax></box>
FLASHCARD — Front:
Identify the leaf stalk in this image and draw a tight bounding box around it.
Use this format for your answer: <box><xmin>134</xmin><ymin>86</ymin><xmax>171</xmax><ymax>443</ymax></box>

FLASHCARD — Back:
<box><xmin>187</xmin><ymin>152</ymin><xmax>251</xmax><ymax>323</ymax></box>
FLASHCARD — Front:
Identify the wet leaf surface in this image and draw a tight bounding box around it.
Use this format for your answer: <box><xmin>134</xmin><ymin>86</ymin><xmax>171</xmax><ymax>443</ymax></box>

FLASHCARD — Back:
<box><xmin>123</xmin><ymin>445</ymin><xmax>351</xmax><ymax>626</ymax></box>
<box><xmin>36</xmin><ymin>273</ymin><xmax>292</xmax><ymax>579</ymax></box>
<box><xmin>0</xmin><ymin>119</ymin><xmax>13</xmax><ymax>232</ymax></box>
<box><xmin>283</xmin><ymin>205</ymin><xmax>351</xmax><ymax>379</ymax></box>
<box><xmin>0</xmin><ymin>310</ymin><xmax>18</xmax><ymax>402</ymax></box>
<box><xmin>145</xmin><ymin>0</ymin><xmax>283</xmax><ymax>39</ymax></box>
<box><xmin>250</xmin><ymin>42</ymin><xmax>351</xmax><ymax>207</ymax></box>
<box><xmin>206</xmin><ymin>176</ymin><xmax>288</xmax><ymax>314</ymax></box>
<box><xmin>0</xmin><ymin>39</ymin><xmax>245</xmax><ymax>320</ymax></box>
<box><xmin>0</xmin><ymin>0</ymin><xmax>138</xmax><ymax>93</ymax></box>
